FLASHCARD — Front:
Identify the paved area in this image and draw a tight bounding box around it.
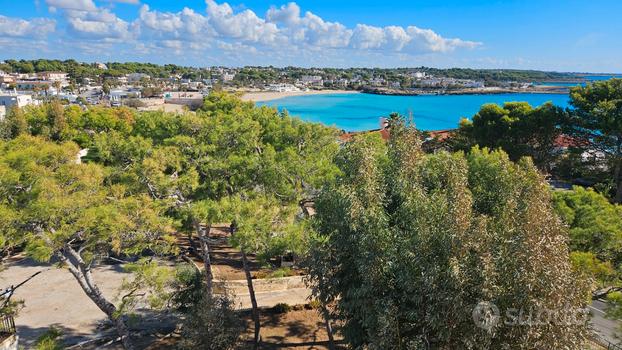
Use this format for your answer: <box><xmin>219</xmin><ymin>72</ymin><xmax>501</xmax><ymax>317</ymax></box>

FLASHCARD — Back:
<box><xmin>0</xmin><ymin>257</ymin><xmax>313</xmax><ymax>347</ymax></box>
<box><xmin>0</xmin><ymin>258</ymin><xmax>129</xmax><ymax>347</ymax></box>
<box><xmin>590</xmin><ymin>300</ymin><xmax>621</xmax><ymax>345</ymax></box>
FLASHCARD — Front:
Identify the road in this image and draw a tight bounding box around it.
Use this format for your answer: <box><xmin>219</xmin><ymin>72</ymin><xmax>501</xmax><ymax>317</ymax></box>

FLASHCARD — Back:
<box><xmin>590</xmin><ymin>300</ymin><xmax>621</xmax><ymax>345</ymax></box>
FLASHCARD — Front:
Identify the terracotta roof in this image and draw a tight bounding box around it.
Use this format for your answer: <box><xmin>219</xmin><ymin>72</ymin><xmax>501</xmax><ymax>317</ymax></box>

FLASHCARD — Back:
<box><xmin>427</xmin><ymin>129</ymin><xmax>455</xmax><ymax>141</ymax></box>
<box><xmin>553</xmin><ymin>134</ymin><xmax>589</xmax><ymax>148</ymax></box>
<box><xmin>339</xmin><ymin>128</ymin><xmax>386</xmax><ymax>142</ymax></box>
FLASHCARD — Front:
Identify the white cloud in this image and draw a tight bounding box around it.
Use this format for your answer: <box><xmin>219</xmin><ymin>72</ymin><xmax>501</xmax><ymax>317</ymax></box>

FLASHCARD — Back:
<box><xmin>110</xmin><ymin>0</ymin><xmax>140</xmax><ymax>4</ymax></box>
<box><xmin>45</xmin><ymin>0</ymin><xmax>97</xmax><ymax>11</ymax></box>
<box><xmin>405</xmin><ymin>26</ymin><xmax>480</xmax><ymax>53</ymax></box>
<box><xmin>0</xmin><ymin>15</ymin><xmax>56</xmax><ymax>38</ymax></box>
<box><xmin>350</xmin><ymin>24</ymin><xmax>385</xmax><ymax>49</ymax></box>
<box><xmin>2</xmin><ymin>0</ymin><xmax>482</xmax><ymax>65</ymax></box>
<box><xmin>205</xmin><ymin>0</ymin><xmax>279</xmax><ymax>44</ymax></box>
<box><xmin>137</xmin><ymin>5</ymin><xmax>213</xmax><ymax>39</ymax></box>
<box><xmin>67</xmin><ymin>16</ymin><xmax>131</xmax><ymax>39</ymax></box>
<box><xmin>266</xmin><ymin>2</ymin><xmax>300</xmax><ymax>26</ymax></box>
<box><xmin>48</xmin><ymin>0</ymin><xmax>133</xmax><ymax>40</ymax></box>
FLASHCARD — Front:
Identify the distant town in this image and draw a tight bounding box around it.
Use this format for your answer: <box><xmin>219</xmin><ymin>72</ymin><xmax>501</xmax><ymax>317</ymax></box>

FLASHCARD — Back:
<box><xmin>0</xmin><ymin>59</ymin><xmax>604</xmax><ymax>120</ymax></box>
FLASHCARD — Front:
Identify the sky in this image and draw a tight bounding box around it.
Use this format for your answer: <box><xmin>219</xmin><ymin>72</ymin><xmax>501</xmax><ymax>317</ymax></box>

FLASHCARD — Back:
<box><xmin>0</xmin><ymin>0</ymin><xmax>621</xmax><ymax>72</ymax></box>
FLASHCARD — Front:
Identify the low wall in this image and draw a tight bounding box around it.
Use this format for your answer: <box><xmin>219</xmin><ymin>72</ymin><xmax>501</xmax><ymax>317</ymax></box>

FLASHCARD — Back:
<box><xmin>0</xmin><ymin>335</ymin><xmax>18</xmax><ymax>350</ymax></box>
<box><xmin>213</xmin><ymin>275</ymin><xmax>306</xmax><ymax>295</ymax></box>
<box><xmin>165</xmin><ymin>98</ymin><xmax>203</xmax><ymax>108</ymax></box>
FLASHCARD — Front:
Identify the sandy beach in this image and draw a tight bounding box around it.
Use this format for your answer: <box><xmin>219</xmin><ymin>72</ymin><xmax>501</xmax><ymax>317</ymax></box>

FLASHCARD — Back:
<box><xmin>240</xmin><ymin>89</ymin><xmax>359</xmax><ymax>102</ymax></box>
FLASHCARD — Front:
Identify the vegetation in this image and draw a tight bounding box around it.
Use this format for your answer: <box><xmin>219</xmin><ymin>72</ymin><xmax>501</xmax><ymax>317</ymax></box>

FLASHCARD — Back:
<box><xmin>0</xmin><ymin>136</ymin><xmax>173</xmax><ymax>349</ymax></box>
<box><xmin>1</xmin><ymin>89</ymin><xmax>618</xmax><ymax>348</ymax></box>
<box><xmin>308</xmin><ymin>115</ymin><xmax>589</xmax><ymax>349</ymax></box>
<box><xmin>34</xmin><ymin>327</ymin><xmax>64</xmax><ymax>350</ymax></box>
<box><xmin>565</xmin><ymin>79</ymin><xmax>622</xmax><ymax>201</ymax></box>
<box><xmin>0</xmin><ymin>59</ymin><xmax>581</xmax><ymax>88</ymax></box>
<box><xmin>455</xmin><ymin>101</ymin><xmax>565</xmax><ymax>170</ymax></box>
<box><xmin>0</xmin><ymin>92</ymin><xmax>340</xmax><ymax>349</ymax></box>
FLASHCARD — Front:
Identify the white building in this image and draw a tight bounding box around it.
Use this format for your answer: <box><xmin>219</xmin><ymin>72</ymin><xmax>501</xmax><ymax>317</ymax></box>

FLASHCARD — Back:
<box><xmin>38</xmin><ymin>72</ymin><xmax>69</xmax><ymax>86</ymax></box>
<box><xmin>15</xmin><ymin>80</ymin><xmax>54</xmax><ymax>91</ymax></box>
<box><xmin>0</xmin><ymin>91</ymin><xmax>35</xmax><ymax>109</ymax></box>
<box><xmin>0</xmin><ymin>105</ymin><xmax>5</xmax><ymax>120</ymax></box>
<box><xmin>369</xmin><ymin>77</ymin><xmax>386</xmax><ymax>86</ymax></box>
<box><xmin>266</xmin><ymin>83</ymin><xmax>298</xmax><ymax>92</ymax></box>
<box><xmin>222</xmin><ymin>73</ymin><xmax>236</xmax><ymax>82</ymax></box>
<box><xmin>463</xmin><ymin>80</ymin><xmax>485</xmax><ymax>88</ymax></box>
<box><xmin>300</xmin><ymin>75</ymin><xmax>323</xmax><ymax>86</ymax></box>
<box><xmin>110</xmin><ymin>89</ymin><xmax>141</xmax><ymax>105</ymax></box>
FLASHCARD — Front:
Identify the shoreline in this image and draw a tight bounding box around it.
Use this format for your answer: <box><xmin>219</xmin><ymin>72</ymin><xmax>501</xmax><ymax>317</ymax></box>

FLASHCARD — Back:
<box><xmin>240</xmin><ymin>90</ymin><xmax>360</xmax><ymax>102</ymax></box>
<box><xmin>241</xmin><ymin>88</ymin><xmax>568</xmax><ymax>103</ymax></box>
<box><xmin>362</xmin><ymin>87</ymin><xmax>569</xmax><ymax>97</ymax></box>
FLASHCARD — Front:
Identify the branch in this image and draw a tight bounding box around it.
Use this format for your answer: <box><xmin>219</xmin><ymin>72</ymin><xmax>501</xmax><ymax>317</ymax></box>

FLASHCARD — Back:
<box><xmin>107</xmin><ymin>256</ymin><xmax>131</xmax><ymax>264</ymax></box>
<box><xmin>0</xmin><ymin>269</ymin><xmax>47</xmax><ymax>307</ymax></box>
<box><xmin>181</xmin><ymin>254</ymin><xmax>201</xmax><ymax>273</ymax></box>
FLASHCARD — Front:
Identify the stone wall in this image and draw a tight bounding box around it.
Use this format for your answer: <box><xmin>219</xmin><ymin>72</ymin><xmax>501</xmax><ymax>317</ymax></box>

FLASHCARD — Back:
<box><xmin>213</xmin><ymin>275</ymin><xmax>306</xmax><ymax>295</ymax></box>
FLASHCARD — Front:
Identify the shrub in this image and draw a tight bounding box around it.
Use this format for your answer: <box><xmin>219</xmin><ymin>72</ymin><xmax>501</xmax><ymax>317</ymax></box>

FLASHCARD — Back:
<box><xmin>180</xmin><ymin>294</ymin><xmax>242</xmax><ymax>350</ymax></box>
<box><xmin>35</xmin><ymin>327</ymin><xmax>64</xmax><ymax>350</ymax></box>
<box><xmin>307</xmin><ymin>299</ymin><xmax>322</xmax><ymax>310</ymax></box>
<box><xmin>271</xmin><ymin>303</ymin><xmax>292</xmax><ymax>314</ymax></box>
<box><xmin>268</xmin><ymin>267</ymin><xmax>294</xmax><ymax>278</ymax></box>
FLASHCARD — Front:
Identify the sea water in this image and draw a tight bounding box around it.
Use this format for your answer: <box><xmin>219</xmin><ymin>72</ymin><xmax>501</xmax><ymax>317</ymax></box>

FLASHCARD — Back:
<box><xmin>258</xmin><ymin>92</ymin><xmax>570</xmax><ymax>131</ymax></box>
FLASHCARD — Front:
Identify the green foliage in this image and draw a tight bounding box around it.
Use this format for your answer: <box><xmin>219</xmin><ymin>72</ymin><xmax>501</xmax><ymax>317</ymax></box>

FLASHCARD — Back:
<box><xmin>117</xmin><ymin>259</ymin><xmax>176</xmax><ymax>315</ymax></box>
<box><xmin>455</xmin><ymin>101</ymin><xmax>564</xmax><ymax>170</ymax></box>
<box><xmin>553</xmin><ymin>186</ymin><xmax>622</xmax><ymax>265</ymax></box>
<box><xmin>569</xmin><ymin>251</ymin><xmax>616</xmax><ymax>288</ymax></box>
<box><xmin>268</xmin><ymin>267</ymin><xmax>294</xmax><ymax>278</ymax></box>
<box><xmin>0</xmin><ymin>106</ymin><xmax>28</xmax><ymax>139</ymax></box>
<box><xmin>170</xmin><ymin>264</ymin><xmax>204</xmax><ymax>312</ymax></box>
<box><xmin>179</xmin><ymin>294</ymin><xmax>242</xmax><ymax>350</ymax></box>
<box><xmin>34</xmin><ymin>327</ymin><xmax>64</xmax><ymax>350</ymax></box>
<box><xmin>272</xmin><ymin>303</ymin><xmax>292</xmax><ymax>314</ymax></box>
<box><xmin>566</xmin><ymin>79</ymin><xmax>622</xmax><ymax>201</ymax></box>
<box><xmin>308</xmin><ymin>116</ymin><xmax>588</xmax><ymax>349</ymax></box>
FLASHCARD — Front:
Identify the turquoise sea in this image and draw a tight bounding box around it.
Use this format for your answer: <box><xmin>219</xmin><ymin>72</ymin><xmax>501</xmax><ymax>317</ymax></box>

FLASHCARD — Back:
<box><xmin>258</xmin><ymin>93</ymin><xmax>570</xmax><ymax>131</ymax></box>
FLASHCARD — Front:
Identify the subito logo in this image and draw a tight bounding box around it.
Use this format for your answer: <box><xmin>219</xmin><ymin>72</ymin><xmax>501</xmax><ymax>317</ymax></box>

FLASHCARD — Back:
<box><xmin>472</xmin><ymin>301</ymin><xmax>500</xmax><ymax>331</ymax></box>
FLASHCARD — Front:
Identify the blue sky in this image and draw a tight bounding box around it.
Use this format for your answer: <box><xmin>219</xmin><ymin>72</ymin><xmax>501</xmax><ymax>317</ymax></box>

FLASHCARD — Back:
<box><xmin>0</xmin><ymin>0</ymin><xmax>620</xmax><ymax>72</ymax></box>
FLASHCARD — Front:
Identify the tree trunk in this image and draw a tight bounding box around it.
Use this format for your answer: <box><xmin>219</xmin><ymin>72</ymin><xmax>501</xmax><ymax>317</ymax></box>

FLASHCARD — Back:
<box><xmin>615</xmin><ymin>157</ymin><xmax>622</xmax><ymax>203</ymax></box>
<box><xmin>57</xmin><ymin>250</ymin><xmax>135</xmax><ymax>350</ymax></box>
<box><xmin>241</xmin><ymin>249</ymin><xmax>261</xmax><ymax>349</ymax></box>
<box><xmin>195</xmin><ymin>220</ymin><xmax>214</xmax><ymax>295</ymax></box>
<box><xmin>321</xmin><ymin>306</ymin><xmax>336</xmax><ymax>350</ymax></box>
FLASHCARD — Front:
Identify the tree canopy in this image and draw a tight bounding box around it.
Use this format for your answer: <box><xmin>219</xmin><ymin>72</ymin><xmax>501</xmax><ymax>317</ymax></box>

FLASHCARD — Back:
<box><xmin>455</xmin><ymin>101</ymin><xmax>564</xmax><ymax>170</ymax></box>
<box><xmin>308</xmin><ymin>116</ymin><xmax>588</xmax><ymax>349</ymax></box>
<box><xmin>565</xmin><ymin>79</ymin><xmax>622</xmax><ymax>201</ymax></box>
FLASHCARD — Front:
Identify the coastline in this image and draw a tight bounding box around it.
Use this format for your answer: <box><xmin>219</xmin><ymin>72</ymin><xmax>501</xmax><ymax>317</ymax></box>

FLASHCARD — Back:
<box><xmin>240</xmin><ymin>87</ymin><xmax>568</xmax><ymax>103</ymax></box>
<box><xmin>362</xmin><ymin>87</ymin><xmax>569</xmax><ymax>97</ymax></box>
<box><xmin>240</xmin><ymin>90</ymin><xmax>360</xmax><ymax>102</ymax></box>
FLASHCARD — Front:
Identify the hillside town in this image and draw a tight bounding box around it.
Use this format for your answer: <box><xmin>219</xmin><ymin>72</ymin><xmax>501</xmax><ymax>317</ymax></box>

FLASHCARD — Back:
<box><xmin>0</xmin><ymin>60</ymin><xmax>587</xmax><ymax>120</ymax></box>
